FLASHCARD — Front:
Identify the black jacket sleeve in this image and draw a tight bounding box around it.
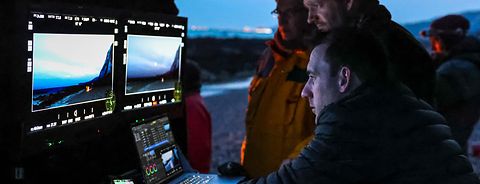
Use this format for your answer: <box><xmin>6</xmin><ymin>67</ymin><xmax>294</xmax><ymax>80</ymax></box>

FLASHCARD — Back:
<box><xmin>243</xmin><ymin>110</ymin><xmax>375</xmax><ymax>184</ymax></box>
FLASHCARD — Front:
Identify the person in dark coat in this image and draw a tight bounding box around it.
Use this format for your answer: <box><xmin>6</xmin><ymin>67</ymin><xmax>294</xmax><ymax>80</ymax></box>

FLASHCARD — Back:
<box><xmin>243</xmin><ymin>27</ymin><xmax>479</xmax><ymax>184</ymax></box>
<box><xmin>303</xmin><ymin>0</ymin><xmax>436</xmax><ymax>104</ymax></box>
<box><xmin>422</xmin><ymin>15</ymin><xmax>480</xmax><ymax>152</ymax></box>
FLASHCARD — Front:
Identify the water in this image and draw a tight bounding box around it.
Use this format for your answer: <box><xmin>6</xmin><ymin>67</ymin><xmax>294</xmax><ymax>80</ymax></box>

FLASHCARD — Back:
<box><xmin>200</xmin><ymin>77</ymin><xmax>252</xmax><ymax>98</ymax></box>
<box><xmin>188</xmin><ymin>29</ymin><xmax>273</xmax><ymax>39</ymax></box>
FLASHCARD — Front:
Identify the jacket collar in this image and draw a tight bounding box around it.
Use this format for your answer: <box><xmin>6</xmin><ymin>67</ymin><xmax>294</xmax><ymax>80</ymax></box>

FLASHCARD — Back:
<box><xmin>354</xmin><ymin>4</ymin><xmax>392</xmax><ymax>29</ymax></box>
<box><xmin>266</xmin><ymin>31</ymin><xmax>306</xmax><ymax>58</ymax></box>
<box><xmin>316</xmin><ymin>82</ymin><xmax>414</xmax><ymax>124</ymax></box>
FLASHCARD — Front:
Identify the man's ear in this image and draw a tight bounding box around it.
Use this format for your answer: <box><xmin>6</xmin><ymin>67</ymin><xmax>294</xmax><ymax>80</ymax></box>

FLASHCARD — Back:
<box><xmin>345</xmin><ymin>0</ymin><xmax>354</xmax><ymax>11</ymax></box>
<box><xmin>338</xmin><ymin>66</ymin><xmax>351</xmax><ymax>93</ymax></box>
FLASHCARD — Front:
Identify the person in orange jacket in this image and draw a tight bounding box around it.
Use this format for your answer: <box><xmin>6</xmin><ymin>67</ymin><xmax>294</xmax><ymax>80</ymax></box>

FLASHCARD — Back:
<box><xmin>241</xmin><ymin>0</ymin><xmax>316</xmax><ymax>178</ymax></box>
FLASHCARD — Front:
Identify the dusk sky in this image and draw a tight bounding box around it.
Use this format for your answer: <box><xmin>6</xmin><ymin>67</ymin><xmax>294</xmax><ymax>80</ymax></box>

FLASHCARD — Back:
<box><xmin>176</xmin><ymin>0</ymin><xmax>480</xmax><ymax>30</ymax></box>
<box><xmin>33</xmin><ymin>34</ymin><xmax>113</xmax><ymax>90</ymax></box>
<box><xmin>126</xmin><ymin>35</ymin><xmax>182</xmax><ymax>79</ymax></box>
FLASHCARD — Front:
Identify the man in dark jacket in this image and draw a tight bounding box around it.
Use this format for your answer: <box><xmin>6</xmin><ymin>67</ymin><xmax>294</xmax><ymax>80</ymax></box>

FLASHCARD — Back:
<box><xmin>422</xmin><ymin>15</ymin><xmax>480</xmax><ymax>152</ymax></box>
<box><xmin>244</xmin><ymin>28</ymin><xmax>479</xmax><ymax>184</ymax></box>
<box><xmin>303</xmin><ymin>0</ymin><xmax>436</xmax><ymax>104</ymax></box>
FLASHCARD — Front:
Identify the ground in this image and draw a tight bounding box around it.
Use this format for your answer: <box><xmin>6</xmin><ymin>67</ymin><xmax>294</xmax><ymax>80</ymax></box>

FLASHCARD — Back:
<box><xmin>203</xmin><ymin>89</ymin><xmax>248</xmax><ymax>171</ymax></box>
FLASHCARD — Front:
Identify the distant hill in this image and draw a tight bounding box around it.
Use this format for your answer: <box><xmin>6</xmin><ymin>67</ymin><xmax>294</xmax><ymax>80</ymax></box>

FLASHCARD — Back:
<box><xmin>403</xmin><ymin>10</ymin><xmax>480</xmax><ymax>38</ymax></box>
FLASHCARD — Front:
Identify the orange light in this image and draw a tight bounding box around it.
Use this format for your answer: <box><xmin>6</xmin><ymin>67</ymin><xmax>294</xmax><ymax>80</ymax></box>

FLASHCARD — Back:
<box><xmin>430</xmin><ymin>36</ymin><xmax>444</xmax><ymax>54</ymax></box>
<box><xmin>240</xmin><ymin>138</ymin><xmax>247</xmax><ymax>165</ymax></box>
<box><xmin>86</xmin><ymin>86</ymin><xmax>92</xmax><ymax>92</ymax></box>
<box><xmin>278</xmin><ymin>26</ymin><xmax>286</xmax><ymax>40</ymax></box>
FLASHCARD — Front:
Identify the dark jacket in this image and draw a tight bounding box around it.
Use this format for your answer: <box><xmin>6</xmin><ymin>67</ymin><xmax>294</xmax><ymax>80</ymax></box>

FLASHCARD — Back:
<box><xmin>435</xmin><ymin>36</ymin><xmax>480</xmax><ymax>151</ymax></box>
<box><xmin>244</xmin><ymin>83</ymin><xmax>479</xmax><ymax>184</ymax></box>
<box><xmin>356</xmin><ymin>5</ymin><xmax>436</xmax><ymax>104</ymax></box>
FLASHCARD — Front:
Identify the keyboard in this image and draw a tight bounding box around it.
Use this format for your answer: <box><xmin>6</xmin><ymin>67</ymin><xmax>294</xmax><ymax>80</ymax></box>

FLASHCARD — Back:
<box><xmin>179</xmin><ymin>175</ymin><xmax>214</xmax><ymax>184</ymax></box>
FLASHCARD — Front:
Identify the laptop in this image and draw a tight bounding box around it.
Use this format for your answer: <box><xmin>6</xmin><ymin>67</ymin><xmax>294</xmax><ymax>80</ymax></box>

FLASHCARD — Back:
<box><xmin>130</xmin><ymin>115</ymin><xmax>243</xmax><ymax>184</ymax></box>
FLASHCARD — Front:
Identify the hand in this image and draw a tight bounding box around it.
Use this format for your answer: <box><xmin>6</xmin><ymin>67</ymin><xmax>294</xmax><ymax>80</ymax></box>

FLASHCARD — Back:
<box><xmin>281</xmin><ymin>159</ymin><xmax>292</xmax><ymax>167</ymax></box>
<box><xmin>217</xmin><ymin>161</ymin><xmax>247</xmax><ymax>177</ymax></box>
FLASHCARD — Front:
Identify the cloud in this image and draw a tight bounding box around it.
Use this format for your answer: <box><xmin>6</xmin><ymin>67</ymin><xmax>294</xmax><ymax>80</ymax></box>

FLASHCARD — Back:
<box><xmin>126</xmin><ymin>35</ymin><xmax>181</xmax><ymax>78</ymax></box>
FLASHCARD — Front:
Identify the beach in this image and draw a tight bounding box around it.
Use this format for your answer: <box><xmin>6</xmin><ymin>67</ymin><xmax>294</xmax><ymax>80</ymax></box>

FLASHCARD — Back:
<box><xmin>203</xmin><ymin>88</ymin><xmax>248</xmax><ymax>171</ymax></box>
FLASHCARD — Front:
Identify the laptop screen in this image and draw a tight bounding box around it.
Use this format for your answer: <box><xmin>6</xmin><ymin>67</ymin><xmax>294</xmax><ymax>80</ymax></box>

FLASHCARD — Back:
<box><xmin>131</xmin><ymin>116</ymin><xmax>183</xmax><ymax>184</ymax></box>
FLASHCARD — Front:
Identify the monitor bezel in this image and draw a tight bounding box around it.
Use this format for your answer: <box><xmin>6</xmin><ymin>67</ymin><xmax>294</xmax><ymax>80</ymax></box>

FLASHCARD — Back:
<box><xmin>115</xmin><ymin>13</ymin><xmax>187</xmax><ymax>112</ymax></box>
<box><xmin>25</xmin><ymin>6</ymin><xmax>121</xmax><ymax>135</ymax></box>
<box><xmin>129</xmin><ymin>115</ymin><xmax>185</xmax><ymax>184</ymax></box>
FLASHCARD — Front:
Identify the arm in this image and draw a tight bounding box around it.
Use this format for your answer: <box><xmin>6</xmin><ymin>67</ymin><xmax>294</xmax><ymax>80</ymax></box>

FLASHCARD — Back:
<box><xmin>286</xmin><ymin>135</ymin><xmax>314</xmax><ymax>159</ymax></box>
<box><xmin>242</xmin><ymin>113</ymin><xmax>370</xmax><ymax>184</ymax></box>
<box><xmin>242</xmin><ymin>112</ymin><xmax>379</xmax><ymax>184</ymax></box>
<box><xmin>242</xmin><ymin>136</ymin><xmax>346</xmax><ymax>184</ymax></box>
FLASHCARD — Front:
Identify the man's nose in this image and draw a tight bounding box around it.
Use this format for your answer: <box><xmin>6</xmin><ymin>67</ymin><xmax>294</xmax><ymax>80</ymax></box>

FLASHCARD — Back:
<box><xmin>301</xmin><ymin>84</ymin><xmax>311</xmax><ymax>99</ymax></box>
<box><xmin>307</xmin><ymin>10</ymin><xmax>315</xmax><ymax>24</ymax></box>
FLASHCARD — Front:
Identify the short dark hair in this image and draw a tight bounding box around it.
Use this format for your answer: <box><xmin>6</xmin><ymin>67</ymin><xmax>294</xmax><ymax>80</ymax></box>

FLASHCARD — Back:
<box><xmin>183</xmin><ymin>60</ymin><xmax>202</xmax><ymax>93</ymax></box>
<box><xmin>323</xmin><ymin>27</ymin><xmax>391</xmax><ymax>83</ymax></box>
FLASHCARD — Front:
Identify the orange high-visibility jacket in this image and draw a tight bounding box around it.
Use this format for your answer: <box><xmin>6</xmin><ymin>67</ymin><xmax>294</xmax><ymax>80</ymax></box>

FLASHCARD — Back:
<box><xmin>242</xmin><ymin>45</ymin><xmax>315</xmax><ymax>178</ymax></box>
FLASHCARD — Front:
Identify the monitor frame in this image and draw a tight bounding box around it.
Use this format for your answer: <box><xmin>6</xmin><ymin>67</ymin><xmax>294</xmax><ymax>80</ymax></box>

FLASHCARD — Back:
<box><xmin>130</xmin><ymin>115</ymin><xmax>184</xmax><ymax>184</ymax></box>
<box><xmin>24</xmin><ymin>6</ymin><xmax>120</xmax><ymax>135</ymax></box>
<box><xmin>115</xmin><ymin>13</ymin><xmax>187</xmax><ymax>112</ymax></box>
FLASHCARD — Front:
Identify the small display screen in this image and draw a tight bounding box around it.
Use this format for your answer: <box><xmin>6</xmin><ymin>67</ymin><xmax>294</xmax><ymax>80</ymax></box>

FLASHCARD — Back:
<box><xmin>131</xmin><ymin>116</ymin><xmax>183</xmax><ymax>184</ymax></box>
<box><xmin>113</xmin><ymin>179</ymin><xmax>135</xmax><ymax>184</ymax></box>
<box><xmin>125</xmin><ymin>35</ymin><xmax>182</xmax><ymax>95</ymax></box>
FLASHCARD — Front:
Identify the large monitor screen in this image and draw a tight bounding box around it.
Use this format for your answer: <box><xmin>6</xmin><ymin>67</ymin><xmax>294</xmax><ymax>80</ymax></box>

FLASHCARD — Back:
<box><xmin>118</xmin><ymin>16</ymin><xmax>186</xmax><ymax>111</ymax></box>
<box><xmin>25</xmin><ymin>11</ymin><xmax>119</xmax><ymax>134</ymax></box>
<box><xmin>125</xmin><ymin>35</ymin><xmax>181</xmax><ymax>95</ymax></box>
<box><xmin>32</xmin><ymin>33</ymin><xmax>114</xmax><ymax>112</ymax></box>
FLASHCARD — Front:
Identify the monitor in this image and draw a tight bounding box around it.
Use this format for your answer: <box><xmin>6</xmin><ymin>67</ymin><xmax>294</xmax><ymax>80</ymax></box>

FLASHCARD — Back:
<box><xmin>125</xmin><ymin>34</ymin><xmax>181</xmax><ymax>96</ymax></box>
<box><xmin>26</xmin><ymin>10</ymin><xmax>119</xmax><ymax>134</ymax></box>
<box><xmin>118</xmin><ymin>15</ymin><xmax>187</xmax><ymax>111</ymax></box>
<box><xmin>131</xmin><ymin>116</ymin><xmax>183</xmax><ymax>184</ymax></box>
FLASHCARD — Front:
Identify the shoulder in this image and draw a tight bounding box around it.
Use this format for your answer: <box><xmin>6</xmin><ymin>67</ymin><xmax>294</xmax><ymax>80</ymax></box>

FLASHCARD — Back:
<box><xmin>185</xmin><ymin>93</ymin><xmax>206</xmax><ymax>108</ymax></box>
<box><xmin>437</xmin><ymin>58</ymin><xmax>480</xmax><ymax>76</ymax></box>
<box><xmin>254</xmin><ymin>47</ymin><xmax>275</xmax><ymax>77</ymax></box>
<box><xmin>258</xmin><ymin>47</ymin><xmax>273</xmax><ymax>63</ymax></box>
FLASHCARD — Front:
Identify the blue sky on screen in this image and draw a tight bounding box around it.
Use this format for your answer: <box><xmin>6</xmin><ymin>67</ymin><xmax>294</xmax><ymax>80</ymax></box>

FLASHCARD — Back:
<box><xmin>176</xmin><ymin>0</ymin><xmax>480</xmax><ymax>29</ymax></box>
<box><xmin>33</xmin><ymin>34</ymin><xmax>113</xmax><ymax>90</ymax></box>
<box><xmin>126</xmin><ymin>35</ymin><xmax>181</xmax><ymax>79</ymax></box>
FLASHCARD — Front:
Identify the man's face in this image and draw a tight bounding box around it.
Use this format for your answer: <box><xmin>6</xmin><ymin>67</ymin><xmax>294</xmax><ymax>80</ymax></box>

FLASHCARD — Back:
<box><xmin>276</xmin><ymin>0</ymin><xmax>309</xmax><ymax>41</ymax></box>
<box><xmin>301</xmin><ymin>44</ymin><xmax>340</xmax><ymax>117</ymax></box>
<box><xmin>303</xmin><ymin>0</ymin><xmax>348</xmax><ymax>32</ymax></box>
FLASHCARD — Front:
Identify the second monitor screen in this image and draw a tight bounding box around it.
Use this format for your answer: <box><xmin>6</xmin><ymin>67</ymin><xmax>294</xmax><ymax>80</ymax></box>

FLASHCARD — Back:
<box><xmin>125</xmin><ymin>35</ymin><xmax>182</xmax><ymax>95</ymax></box>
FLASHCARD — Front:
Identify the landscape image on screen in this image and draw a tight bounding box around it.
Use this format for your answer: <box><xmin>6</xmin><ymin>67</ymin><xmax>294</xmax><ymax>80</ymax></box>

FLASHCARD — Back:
<box><xmin>126</xmin><ymin>35</ymin><xmax>182</xmax><ymax>95</ymax></box>
<box><xmin>32</xmin><ymin>33</ymin><xmax>114</xmax><ymax>112</ymax></box>
<box><xmin>161</xmin><ymin>148</ymin><xmax>180</xmax><ymax>173</ymax></box>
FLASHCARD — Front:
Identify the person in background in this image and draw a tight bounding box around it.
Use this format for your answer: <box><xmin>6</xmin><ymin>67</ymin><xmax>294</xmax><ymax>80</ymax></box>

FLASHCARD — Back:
<box><xmin>303</xmin><ymin>0</ymin><xmax>436</xmax><ymax>104</ymax></box>
<box><xmin>243</xmin><ymin>27</ymin><xmax>479</xmax><ymax>184</ymax></box>
<box><xmin>183</xmin><ymin>60</ymin><xmax>212</xmax><ymax>173</ymax></box>
<box><xmin>241</xmin><ymin>0</ymin><xmax>316</xmax><ymax>178</ymax></box>
<box><xmin>421</xmin><ymin>15</ymin><xmax>480</xmax><ymax>152</ymax></box>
